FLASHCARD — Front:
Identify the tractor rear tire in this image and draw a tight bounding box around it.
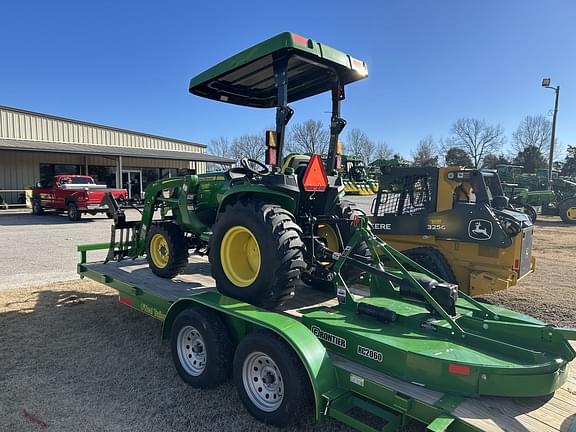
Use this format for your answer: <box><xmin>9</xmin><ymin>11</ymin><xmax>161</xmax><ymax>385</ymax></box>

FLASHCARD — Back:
<box><xmin>403</xmin><ymin>247</ymin><xmax>456</xmax><ymax>284</ymax></box>
<box><xmin>233</xmin><ymin>330</ymin><xmax>312</xmax><ymax>427</ymax></box>
<box><xmin>559</xmin><ymin>198</ymin><xmax>576</xmax><ymax>225</ymax></box>
<box><xmin>210</xmin><ymin>201</ymin><xmax>305</xmax><ymax>309</ymax></box>
<box><xmin>302</xmin><ymin>200</ymin><xmax>372</xmax><ymax>290</ymax></box>
<box><xmin>146</xmin><ymin>223</ymin><xmax>189</xmax><ymax>278</ymax></box>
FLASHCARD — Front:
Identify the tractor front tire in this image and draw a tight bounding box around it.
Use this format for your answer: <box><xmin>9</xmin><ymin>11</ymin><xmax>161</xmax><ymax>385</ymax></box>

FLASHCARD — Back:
<box><xmin>146</xmin><ymin>223</ymin><xmax>189</xmax><ymax>278</ymax></box>
<box><xmin>210</xmin><ymin>201</ymin><xmax>305</xmax><ymax>309</ymax></box>
<box><xmin>559</xmin><ymin>198</ymin><xmax>576</xmax><ymax>225</ymax></box>
<box><xmin>403</xmin><ymin>247</ymin><xmax>456</xmax><ymax>284</ymax></box>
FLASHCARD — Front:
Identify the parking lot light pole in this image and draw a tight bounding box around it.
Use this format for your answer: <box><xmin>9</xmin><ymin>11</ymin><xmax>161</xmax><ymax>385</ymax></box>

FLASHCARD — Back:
<box><xmin>541</xmin><ymin>78</ymin><xmax>560</xmax><ymax>190</ymax></box>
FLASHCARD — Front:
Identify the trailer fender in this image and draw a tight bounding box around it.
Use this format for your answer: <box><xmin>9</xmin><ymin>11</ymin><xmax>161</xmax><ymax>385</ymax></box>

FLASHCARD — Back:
<box><xmin>162</xmin><ymin>294</ymin><xmax>337</xmax><ymax>419</ymax></box>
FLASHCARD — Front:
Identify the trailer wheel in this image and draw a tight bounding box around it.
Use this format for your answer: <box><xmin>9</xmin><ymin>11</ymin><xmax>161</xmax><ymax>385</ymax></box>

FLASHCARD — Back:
<box><xmin>171</xmin><ymin>308</ymin><xmax>233</xmax><ymax>388</ymax></box>
<box><xmin>210</xmin><ymin>201</ymin><xmax>305</xmax><ymax>309</ymax></box>
<box><xmin>559</xmin><ymin>198</ymin><xmax>576</xmax><ymax>225</ymax></box>
<box><xmin>146</xmin><ymin>223</ymin><xmax>188</xmax><ymax>278</ymax></box>
<box><xmin>32</xmin><ymin>198</ymin><xmax>44</xmax><ymax>215</ymax></box>
<box><xmin>233</xmin><ymin>331</ymin><xmax>312</xmax><ymax>427</ymax></box>
<box><xmin>403</xmin><ymin>247</ymin><xmax>456</xmax><ymax>284</ymax></box>
<box><xmin>67</xmin><ymin>202</ymin><xmax>81</xmax><ymax>221</ymax></box>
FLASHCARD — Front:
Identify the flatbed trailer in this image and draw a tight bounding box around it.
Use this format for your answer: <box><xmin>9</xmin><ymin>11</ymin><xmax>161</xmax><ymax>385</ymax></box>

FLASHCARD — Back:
<box><xmin>77</xmin><ymin>243</ymin><xmax>576</xmax><ymax>432</ymax></box>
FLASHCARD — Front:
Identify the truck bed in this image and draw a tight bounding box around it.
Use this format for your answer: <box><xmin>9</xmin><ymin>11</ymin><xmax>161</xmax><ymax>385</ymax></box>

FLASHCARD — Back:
<box><xmin>82</xmin><ymin>257</ymin><xmax>576</xmax><ymax>432</ymax></box>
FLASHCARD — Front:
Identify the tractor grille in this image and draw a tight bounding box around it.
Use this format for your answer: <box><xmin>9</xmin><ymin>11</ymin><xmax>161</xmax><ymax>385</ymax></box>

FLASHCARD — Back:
<box><xmin>374</xmin><ymin>174</ymin><xmax>434</xmax><ymax>216</ymax></box>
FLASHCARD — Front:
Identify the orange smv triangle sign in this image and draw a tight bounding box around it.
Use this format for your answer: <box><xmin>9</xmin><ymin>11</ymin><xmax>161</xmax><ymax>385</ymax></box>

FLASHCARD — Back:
<box><xmin>302</xmin><ymin>154</ymin><xmax>328</xmax><ymax>192</ymax></box>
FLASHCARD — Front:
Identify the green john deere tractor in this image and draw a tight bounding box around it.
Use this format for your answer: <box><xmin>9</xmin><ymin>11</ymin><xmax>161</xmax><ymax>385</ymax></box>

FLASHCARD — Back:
<box><xmin>105</xmin><ymin>32</ymin><xmax>371</xmax><ymax>308</ymax></box>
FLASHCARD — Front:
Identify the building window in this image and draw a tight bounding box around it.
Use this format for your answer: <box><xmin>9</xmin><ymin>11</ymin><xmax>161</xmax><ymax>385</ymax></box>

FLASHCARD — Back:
<box><xmin>39</xmin><ymin>164</ymin><xmax>81</xmax><ymax>182</ymax></box>
<box><xmin>88</xmin><ymin>165</ymin><xmax>116</xmax><ymax>187</ymax></box>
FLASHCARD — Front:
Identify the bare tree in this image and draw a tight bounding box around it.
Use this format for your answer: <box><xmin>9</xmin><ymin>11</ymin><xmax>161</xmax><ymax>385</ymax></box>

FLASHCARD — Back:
<box><xmin>345</xmin><ymin>128</ymin><xmax>375</xmax><ymax>165</ymax></box>
<box><xmin>230</xmin><ymin>134</ymin><xmax>264</xmax><ymax>162</ymax></box>
<box><xmin>411</xmin><ymin>135</ymin><xmax>439</xmax><ymax>167</ymax></box>
<box><xmin>206</xmin><ymin>136</ymin><xmax>232</xmax><ymax>171</ymax></box>
<box><xmin>373</xmin><ymin>140</ymin><xmax>394</xmax><ymax>163</ymax></box>
<box><xmin>449</xmin><ymin>118</ymin><xmax>505</xmax><ymax>167</ymax></box>
<box><xmin>512</xmin><ymin>115</ymin><xmax>551</xmax><ymax>154</ymax></box>
<box><xmin>287</xmin><ymin>120</ymin><xmax>329</xmax><ymax>155</ymax></box>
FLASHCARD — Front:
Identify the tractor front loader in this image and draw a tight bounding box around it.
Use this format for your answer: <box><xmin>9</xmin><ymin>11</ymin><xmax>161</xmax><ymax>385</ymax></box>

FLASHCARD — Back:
<box><xmin>105</xmin><ymin>32</ymin><xmax>372</xmax><ymax>309</ymax></box>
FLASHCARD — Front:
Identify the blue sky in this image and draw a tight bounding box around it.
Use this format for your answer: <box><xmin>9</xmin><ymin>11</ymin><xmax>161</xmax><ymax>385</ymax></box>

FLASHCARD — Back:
<box><xmin>1</xmin><ymin>0</ymin><xmax>575</xmax><ymax>158</ymax></box>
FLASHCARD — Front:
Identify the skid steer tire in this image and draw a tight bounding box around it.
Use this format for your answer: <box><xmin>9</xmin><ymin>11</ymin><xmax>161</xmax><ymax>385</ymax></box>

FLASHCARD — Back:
<box><xmin>210</xmin><ymin>201</ymin><xmax>305</xmax><ymax>309</ymax></box>
<box><xmin>302</xmin><ymin>200</ymin><xmax>372</xmax><ymax>290</ymax></box>
<box><xmin>559</xmin><ymin>198</ymin><xmax>576</xmax><ymax>225</ymax></box>
<box><xmin>403</xmin><ymin>247</ymin><xmax>457</xmax><ymax>284</ymax></box>
<box><xmin>146</xmin><ymin>223</ymin><xmax>189</xmax><ymax>278</ymax></box>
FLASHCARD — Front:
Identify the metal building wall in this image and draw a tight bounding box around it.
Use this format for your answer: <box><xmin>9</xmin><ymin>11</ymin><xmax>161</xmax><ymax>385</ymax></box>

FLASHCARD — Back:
<box><xmin>0</xmin><ymin>106</ymin><xmax>205</xmax><ymax>154</ymax></box>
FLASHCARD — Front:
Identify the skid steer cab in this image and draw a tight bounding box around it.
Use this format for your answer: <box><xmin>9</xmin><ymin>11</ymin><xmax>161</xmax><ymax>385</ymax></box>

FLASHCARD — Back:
<box><xmin>371</xmin><ymin>166</ymin><xmax>536</xmax><ymax>296</ymax></box>
<box><xmin>105</xmin><ymin>32</ymin><xmax>374</xmax><ymax>309</ymax></box>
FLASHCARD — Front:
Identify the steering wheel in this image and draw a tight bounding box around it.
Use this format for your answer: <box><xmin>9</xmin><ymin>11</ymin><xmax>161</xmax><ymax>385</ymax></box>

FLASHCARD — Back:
<box><xmin>240</xmin><ymin>158</ymin><xmax>271</xmax><ymax>176</ymax></box>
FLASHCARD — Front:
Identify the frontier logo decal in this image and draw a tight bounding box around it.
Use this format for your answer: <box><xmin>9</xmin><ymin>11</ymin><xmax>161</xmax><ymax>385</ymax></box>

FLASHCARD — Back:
<box><xmin>311</xmin><ymin>326</ymin><xmax>347</xmax><ymax>348</ymax></box>
<box><xmin>468</xmin><ymin>219</ymin><xmax>493</xmax><ymax>241</ymax></box>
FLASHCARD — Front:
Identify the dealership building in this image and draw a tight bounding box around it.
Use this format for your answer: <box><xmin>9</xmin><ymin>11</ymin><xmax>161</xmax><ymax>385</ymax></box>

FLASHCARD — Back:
<box><xmin>0</xmin><ymin>105</ymin><xmax>232</xmax><ymax>204</ymax></box>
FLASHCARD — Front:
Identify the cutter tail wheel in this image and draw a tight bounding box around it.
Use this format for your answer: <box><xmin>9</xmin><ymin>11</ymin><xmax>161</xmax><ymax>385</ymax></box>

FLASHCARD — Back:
<box><xmin>559</xmin><ymin>198</ymin><xmax>576</xmax><ymax>225</ymax></box>
<box><xmin>146</xmin><ymin>223</ymin><xmax>188</xmax><ymax>278</ymax></box>
<box><xmin>233</xmin><ymin>331</ymin><xmax>312</xmax><ymax>427</ymax></box>
<box><xmin>210</xmin><ymin>201</ymin><xmax>305</xmax><ymax>309</ymax></box>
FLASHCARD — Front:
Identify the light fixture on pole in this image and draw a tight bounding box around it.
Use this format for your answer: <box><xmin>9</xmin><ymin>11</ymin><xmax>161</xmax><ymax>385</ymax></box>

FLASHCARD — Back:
<box><xmin>541</xmin><ymin>78</ymin><xmax>560</xmax><ymax>189</ymax></box>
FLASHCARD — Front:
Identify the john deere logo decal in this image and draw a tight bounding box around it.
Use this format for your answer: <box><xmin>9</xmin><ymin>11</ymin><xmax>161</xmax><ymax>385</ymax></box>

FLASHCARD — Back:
<box><xmin>468</xmin><ymin>219</ymin><xmax>493</xmax><ymax>240</ymax></box>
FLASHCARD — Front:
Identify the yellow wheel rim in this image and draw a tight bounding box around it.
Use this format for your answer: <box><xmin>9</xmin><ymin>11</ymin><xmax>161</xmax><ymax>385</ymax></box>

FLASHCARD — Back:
<box><xmin>150</xmin><ymin>233</ymin><xmax>170</xmax><ymax>269</ymax></box>
<box><xmin>317</xmin><ymin>224</ymin><xmax>340</xmax><ymax>251</ymax></box>
<box><xmin>221</xmin><ymin>226</ymin><xmax>261</xmax><ymax>287</ymax></box>
<box><xmin>567</xmin><ymin>207</ymin><xmax>576</xmax><ymax>221</ymax></box>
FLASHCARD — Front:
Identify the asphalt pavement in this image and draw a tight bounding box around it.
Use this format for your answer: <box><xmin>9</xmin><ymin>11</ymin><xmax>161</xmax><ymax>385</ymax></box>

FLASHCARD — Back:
<box><xmin>0</xmin><ymin>209</ymin><xmax>138</xmax><ymax>289</ymax></box>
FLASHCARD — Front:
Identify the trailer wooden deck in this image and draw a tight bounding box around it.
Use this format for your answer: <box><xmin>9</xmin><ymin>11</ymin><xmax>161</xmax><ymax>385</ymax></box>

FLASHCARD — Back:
<box><xmin>82</xmin><ymin>257</ymin><xmax>576</xmax><ymax>432</ymax></box>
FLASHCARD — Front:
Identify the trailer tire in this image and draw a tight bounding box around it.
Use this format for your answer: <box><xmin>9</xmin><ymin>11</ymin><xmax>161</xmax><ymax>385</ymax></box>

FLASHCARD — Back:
<box><xmin>559</xmin><ymin>198</ymin><xmax>576</xmax><ymax>225</ymax></box>
<box><xmin>146</xmin><ymin>223</ymin><xmax>188</xmax><ymax>278</ymax></box>
<box><xmin>171</xmin><ymin>308</ymin><xmax>233</xmax><ymax>388</ymax></box>
<box><xmin>67</xmin><ymin>202</ymin><xmax>81</xmax><ymax>221</ymax></box>
<box><xmin>32</xmin><ymin>198</ymin><xmax>44</xmax><ymax>215</ymax></box>
<box><xmin>210</xmin><ymin>201</ymin><xmax>305</xmax><ymax>309</ymax></box>
<box><xmin>403</xmin><ymin>247</ymin><xmax>457</xmax><ymax>284</ymax></box>
<box><xmin>233</xmin><ymin>331</ymin><xmax>312</xmax><ymax>427</ymax></box>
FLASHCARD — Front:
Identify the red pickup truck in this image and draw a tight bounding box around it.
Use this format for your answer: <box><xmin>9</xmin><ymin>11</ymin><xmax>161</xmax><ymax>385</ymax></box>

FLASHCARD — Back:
<box><xmin>32</xmin><ymin>175</ymin><xmax>128</xmax><ymax>221</ymax></box>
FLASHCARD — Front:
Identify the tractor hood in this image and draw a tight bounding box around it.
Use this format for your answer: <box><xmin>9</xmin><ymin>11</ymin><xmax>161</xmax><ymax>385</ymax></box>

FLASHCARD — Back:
<box><xmin>189</xmin><ymin>32</ymin><xmax>368</xmax><ymax>108</ymax></box>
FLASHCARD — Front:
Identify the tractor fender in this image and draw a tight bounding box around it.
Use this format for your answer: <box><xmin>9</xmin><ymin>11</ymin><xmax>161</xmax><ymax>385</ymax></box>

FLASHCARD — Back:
<box><xmin>216</xmin><ymin>186</ymin><xmax>296</xmax><ymax>216</ymax></box>
<box><xmin>162</xmin><ymin>293</ymin><xmax>337</xmax><ymax>420</ymax></box>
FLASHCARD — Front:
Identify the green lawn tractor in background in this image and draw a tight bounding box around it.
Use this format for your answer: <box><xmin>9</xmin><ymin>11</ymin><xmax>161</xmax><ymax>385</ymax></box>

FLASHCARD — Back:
<box><xmin>105</xmin><ymin>32</ymin><xmax>372</xmax><ymax>308</ymax></box>
<box><xmin>340</xmin><ymin>154</ymin><xmax>379</xmax><ymax>195</ymax></box>
<box><xmin>497</xmin><ymin>164</ymin><xmax>576</xmax><ymax>224</ymax></box>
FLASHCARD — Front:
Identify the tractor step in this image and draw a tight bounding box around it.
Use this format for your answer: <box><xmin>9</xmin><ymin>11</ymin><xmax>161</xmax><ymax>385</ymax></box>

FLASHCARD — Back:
<box><xmin>326</xmin><ymin>389</ymin><xmax>402</xmax><ymax>432</ymax></box>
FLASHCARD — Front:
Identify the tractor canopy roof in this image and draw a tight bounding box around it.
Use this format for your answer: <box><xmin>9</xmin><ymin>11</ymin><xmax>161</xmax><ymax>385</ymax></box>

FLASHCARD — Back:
<box><xmin>189</xmin><ymin>32</ymin><xmax>368</xmax><ymax>108</ymax></box>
